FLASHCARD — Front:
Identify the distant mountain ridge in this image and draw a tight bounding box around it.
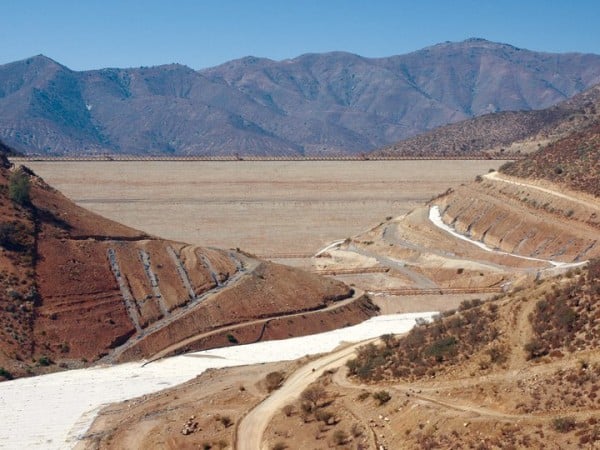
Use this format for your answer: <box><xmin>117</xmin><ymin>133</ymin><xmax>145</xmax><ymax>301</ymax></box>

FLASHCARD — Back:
<box><xmin>1</xmin><ymin>39</ymin><xmax>600</xmax><ymax>155</ymax></box>
<box><xmin>373</xmin><ymin>82</ymin><xmax>600</xmax><ymax>157</ymax></box>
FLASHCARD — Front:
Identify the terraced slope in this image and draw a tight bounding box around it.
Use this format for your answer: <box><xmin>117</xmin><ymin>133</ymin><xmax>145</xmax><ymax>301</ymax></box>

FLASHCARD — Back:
<box><xmin>0</xmin><ymin>146</ymin><xmax>375</xmax><ymax>380</ymax></box>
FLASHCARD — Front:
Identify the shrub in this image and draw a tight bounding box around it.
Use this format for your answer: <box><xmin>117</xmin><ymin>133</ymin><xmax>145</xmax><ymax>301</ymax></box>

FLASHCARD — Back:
<box><xmin>373</xmin><ymin>390</ymin><xmax>391</xmax><ymax>405</ymax></box>
<box><xmin>425</xmin><ymin>336</ymin><xmax>458</xmax><ymax>361</ymax></box>
<box><xmin>351</xmin><ymin>422</ymin><xmax>363</xmax><ymax>437</ymax></box>
<box><xmin>552</xmin><ymin>416</ymin><xmax>576</xmax><ymax>433</ymax></box>
<box><xmin>9</xmin><ymin>170</ymin><xmax>31</xmax><ymax>205</ymax></box>
<box><xmin>38</xmin><ymin>356</ymin><xmax>52</xmax><ymax>366</ymax></box>
<box><xmin>226</xmin><ymin>333</ymin><xmax>238</xmax><ymax>344</ymax></box>
<box><xmin>357</xmin><ymin>391</ymin><xmax>370</xmax><ymax>401</ymax></box>
<box><xmin>265</xmin><ymin>371</ymin><xmax>284</xmax><ymax>392</ymax></box>
<box><xmin>282</xmin><ymin>404</ymin><xmax>295</xmax><ymax>417</ymax></box>
<box><xmin>219</xmin><ymin>415</ymin><xmax>233</xmax><ymax>428</ymax></box>
<box><xmin>0</xmin><ymin>223</ymin><xmax>19</xmax><ymax>250</ymax></box>
<box><xmin>301</xmin><ymin>385</ymin><xmax>326</xmax><ymax>408</ymax></box>
<box><xmin>487</xmin><ymin>345</ymin><xmax>508</xmax><ymax>364</ymax></box>
<box><xmin>333</xmin><ymin>430</ymin><xmax>349</xmax><ymax>445</ymax></box>
<box><xmin>0</xmin><ymin>367</ymin><xmax>13</xmax><ymax>380</ymax></box>
<box><xmin>272</xmin><ymin>442</ymin><xmax>287</xmax><ymax>450</ymax></box>
<box><xmin>315</xmin><ymin>409</ymin><xmax>334</xmax><ymax>423</ymax></box>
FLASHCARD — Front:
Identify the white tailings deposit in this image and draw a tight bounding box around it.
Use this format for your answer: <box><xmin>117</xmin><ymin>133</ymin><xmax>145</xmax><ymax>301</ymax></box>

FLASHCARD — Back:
<box><xmin>0</xmin><ymin>312</ymin><xmax>435</xmax><ymax>450</ymax></box>
<box><xmin>315</xmin><ymin>239</ymin><xmax>346</xmax><ymax>256</ymax></box>
<box><xmin>429</xmin><ymin>205</ymin><xmax>587</xmax><ymax>270</ymax></box>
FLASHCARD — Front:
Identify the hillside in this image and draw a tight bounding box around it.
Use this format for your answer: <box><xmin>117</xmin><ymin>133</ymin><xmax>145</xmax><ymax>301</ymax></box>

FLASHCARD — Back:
<box><xmin>0</xmin><ymin>143</ymin><xmax>376</xmax><ymax>380</ymax></box>
<box><xmin>373</xmin><ymin>82</ymin><xmax>600</xmax><ymax>157</ymax></box>
<box><xmin>2</xmin><ymin>39</ymin><xmax>600</xmax><ymax>156</ymax></box>
<box><xmin>331</xmin><ymin>261</ymin><xmax>600</xmax><ymax>448</ymax></box>
<box><xmin>501</xmin><ymin>122</ymin><xmax>600</xmax><ymax>197</ymax></box>
<box><xmin>65</xmin><ymin>108</ymin><xmax>600</xmax><ymax>449</ymax></box>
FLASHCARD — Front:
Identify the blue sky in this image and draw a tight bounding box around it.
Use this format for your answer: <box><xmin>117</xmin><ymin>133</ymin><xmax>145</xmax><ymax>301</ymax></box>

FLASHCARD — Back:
<box><xmin>2</xmin><ymin>0</ymin><xmax>600</xmax><ymax>70</ymax></box>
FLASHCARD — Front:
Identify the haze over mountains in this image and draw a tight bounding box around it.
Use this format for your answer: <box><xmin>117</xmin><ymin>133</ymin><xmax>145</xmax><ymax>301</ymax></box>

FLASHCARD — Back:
<box><xmin>2</xmin><ymin>39</ymin><xmax>600</xmax><ymax>156</ymax></box>
<box><xmin>375</xmin><ymin>82</ymin><xmax>600</xmax><ymax>157</ymax></box>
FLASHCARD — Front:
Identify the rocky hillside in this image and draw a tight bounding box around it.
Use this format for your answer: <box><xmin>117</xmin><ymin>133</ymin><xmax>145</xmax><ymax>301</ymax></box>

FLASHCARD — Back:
<box><xmin>373</xmin><ymin>82</ymin><xmax>600</xmax><ymax>157</ymax></box>
<box><xmin>339</xmin><ymin>260</ymin><xmax>600</xmax><ymax>448</ymax></box>
<box><xmin>0</xmin><ymin>142</ymin><xmax>375</xmax><ymax>380</ymax></box>
<box><xmin>501</xmin><ymin>122</ymin><xmax>600</xmax><ymax>197</ymax></box>
<box><xmin>2</xmin><ymin>39</ymin><xmax>600</xmax><ymax>156</ymax></box>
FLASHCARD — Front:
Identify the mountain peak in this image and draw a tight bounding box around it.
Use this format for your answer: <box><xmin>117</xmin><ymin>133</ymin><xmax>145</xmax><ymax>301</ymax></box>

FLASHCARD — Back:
<box><xmin>423</xmin><ymin>38</ymin><xmax>521</xmax><ymax>52</ymax></box>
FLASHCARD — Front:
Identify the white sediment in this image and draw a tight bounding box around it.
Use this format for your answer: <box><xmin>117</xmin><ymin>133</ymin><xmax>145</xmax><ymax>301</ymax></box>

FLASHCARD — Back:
<box><xmin>315</xmin><ymin>239</ymin><xmax>346</xmax><ymax>256</ymax></box>
<box><xmin>0</xmin><ymin>312</ymin><xmax>435</xmax><ymax>450</ymax></box>
<box><xmin>428</xmin><ymin>205</ymin><xmax>587</xmax><ymax>270</ymax></box>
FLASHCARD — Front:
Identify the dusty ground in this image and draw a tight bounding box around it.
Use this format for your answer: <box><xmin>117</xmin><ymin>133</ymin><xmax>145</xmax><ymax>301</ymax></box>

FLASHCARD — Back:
<box><xmin>76</xmin><ymin>359</ymin><xmax>303</xmax><ymax>450</ymax></box>
<box><xmin>23</xmin><ymin>160</ymin><xmax>506</xmax><ymax>255</ymax></box>
<box><xmin>70</xmin><ymin>160</ymin><xmax>600</xmax><ymax>449</ymax></box>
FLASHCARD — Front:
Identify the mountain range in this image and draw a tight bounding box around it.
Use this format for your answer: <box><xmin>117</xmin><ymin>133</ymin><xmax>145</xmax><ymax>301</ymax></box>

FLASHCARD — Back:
<box><xmin>374</xmin><ymin>82</ymin><xmax>600</xmax><ymax>157</ymax></box>
<box><xmin>1</xmin><ymin>38</ymin><xmax>600</xmax><ymax>156</ymax></box>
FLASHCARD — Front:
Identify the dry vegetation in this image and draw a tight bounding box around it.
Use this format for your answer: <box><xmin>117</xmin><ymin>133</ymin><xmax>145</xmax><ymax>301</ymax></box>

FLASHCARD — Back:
<box><xmin>348</xmin><ymin>260</ymin><xmax>599</xmax><ymax>383</ymax></box>
<box><xmin>0</xmin><ymin>148</ymin><xmax>373</xmax><ymax>380</ymax></box>
<box><xmin>375</xmin><ymin>82</ymin><xmax>600</xmax><ymax>158</ymax></box>
<box><xmin>346</xmin><ymin>298</ymin><xmax>500</xmax><ymax>381</ymax></box>
<box><xmin>502</xmin><ymin>122</ymin><xmax>600</xmax><ymax>197</ymax></box>
<box><xmin>258</xmin><ymin>261</ymin><xmax>600</xmax><ymax>449</ymax></box>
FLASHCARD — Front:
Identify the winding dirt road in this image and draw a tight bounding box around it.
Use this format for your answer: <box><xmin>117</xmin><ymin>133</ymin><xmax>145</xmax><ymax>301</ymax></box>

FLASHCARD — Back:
<box><xmin>484</xmin><ymin>171</ymin><xmax>600</xmax><ymax>211</ymax></box>
<box><xmin>236</xmin><ymin>338</ymin><xmax>377</xmax><ymax>450</ymax></box>
<box><xmin>145</xmin><ymin>289</ymin><xmax>366</xmax><ymax>363</ymax></box>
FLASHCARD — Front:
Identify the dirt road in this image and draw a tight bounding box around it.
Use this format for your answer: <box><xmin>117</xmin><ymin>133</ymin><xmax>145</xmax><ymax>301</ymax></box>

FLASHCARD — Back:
<box><xmin>485</xmin><ymin>171</ymin><xmax>600</xmax><ymax>211</ymax></box>
<box><xmin>236</xmin><ymin>338</ymin><xmax>377</xmax><ymax>450</ymax></box>
<box><xmin>145</xmin><ymin>289</ymin><xmax>365</xmax><ymax>363</ymax></box>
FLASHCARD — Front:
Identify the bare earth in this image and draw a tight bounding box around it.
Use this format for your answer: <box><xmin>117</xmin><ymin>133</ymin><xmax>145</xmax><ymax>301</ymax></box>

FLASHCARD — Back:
<box><xmin>24</xmin><ymin>160</ymin><xmax>506</xmax><ymax>256</ymax></box>
<box><xmin>70</xmin><ymin>162</ymin><xmax>600</xmax><ymax>450</ymax></box>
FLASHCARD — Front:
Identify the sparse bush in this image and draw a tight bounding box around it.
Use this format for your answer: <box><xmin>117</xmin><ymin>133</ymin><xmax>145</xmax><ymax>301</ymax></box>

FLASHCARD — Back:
<box><xmin>315</xmin><ymin>409</ymin><xmax>334</xmax><ymax>423</ymax></box>
<box><xmin>487</xmin><ymin>345</ymin><xmax>508</xmax><ymax>364</ymax></box>
<box><xmin>0</xmin><ymin>223</ymin><xmax>19</xmax><ymax>251</ymax></box>
<box><xmin>0</xmin><ymin>367</ymin><xmax>13</xmax><ymax>380</ymax></box>
<box><xmin>38</xmin><ymin>356</ymin><xmax>52</xmax><ymax>366</ymax></box>
<box><xmin>301</xmin><ymin>385</ymin><xmax>326</xmax><ymax>409</ymax></box>
<box><xmin>425</xmin><ymin>336</ymin><xmax>458</xmax><ymax>361</ymax></box>
<box><xmin>9</xmin><ymin>170</ymin><xmax>31</xmax><ymax>205</ymax></box>
<box><xmin>372</xmin><ymin>390</ymin><xmax>391</xmax><ymax>405</ymax></box>
<box><xmin>333</xmin><ymin>429</ymin><xmax>349</xmax><ymax>445</ymax></box>
<box><xmin>265</xmin><ymin>371</ymin><xmax>284</xmax><ymax>392</ymax></box>
<box><xmin>272</xmin><ymin>442</ymin><xmax>287</xmax><ymax>450</ymax></box>
<box><xmin>357</xmin><ymin>391</ymin><xmax>370</xmax><ymax>401</ymax></box>
<box><xmin>552</xmin><ymin>416</ymin><xmax>576</xmax><ymax>433</ymax></box>
<box><xmin>524</xmin><ymin>340</ymin><xmax>547</xmax><ymax>360</ymax></box>
<box><xmin>226</xmin><ymin>333</ymin><xmax>238</xmax><ymax>344</ymax></box>
<box><xmin>282</xmin><ymin>404</ymin><xmax>295</xmax><ymax>417</ymax></box>
<box><xmin>351</xmin><ymin>422</ymin><xmax>363</xmax><ymax>437</ymax></box>
<box><xmin>219</xmin><ymin>415</ymin><xmax>233</xmax><ymax>428</ymax></box>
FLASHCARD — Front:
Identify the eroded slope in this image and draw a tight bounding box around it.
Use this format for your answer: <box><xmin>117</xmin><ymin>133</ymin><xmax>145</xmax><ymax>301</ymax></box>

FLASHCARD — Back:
<box><xmin>0</xmin><ymin>151</ymin><xmax>372</xmax><ymax>380</ymax></box>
